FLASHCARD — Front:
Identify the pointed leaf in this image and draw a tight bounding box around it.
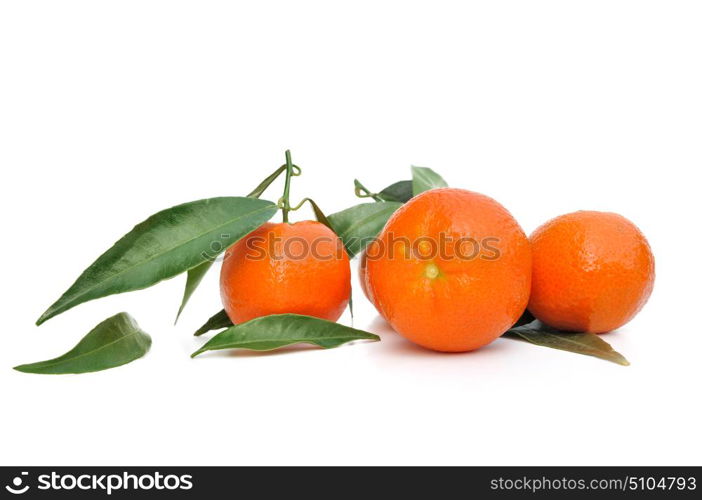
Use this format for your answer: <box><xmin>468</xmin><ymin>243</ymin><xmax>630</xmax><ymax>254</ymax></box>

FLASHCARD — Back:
<box><xmin>37</xmin><ymin>197</ymin><xmax>277</xmax><ymax>325</ymax></box>
<box><xmin>306</xmin><ymin>198</ymin><xmax>335</xmax><ymax>233</ymax></box>
<box><xmin>191</xmin><ymin>314</ymin><xmax>379</xmax><ymax>357</ymax></box>
<box><xmin>503</xmin><ymin>321</ymin><xmax>630</xmax><ymax>366</ymax></box>
<box><xmin>194</xmin><ymin>309</ymin><xmax>234</xmax><ymax>336</ymax></box>
<box><xmin>175</xmin><ymin>260</ymin><xmax>214</xmax><ymax>324</ymax></box>
<box><xmin>327</xmin><ymin>202</ymin><xmax>402</xmax><ymax>258</ymax></box>
<box><xmin>378</xmin><ymin>180</ymin><xmax>413</xmax><ymax>202</ymax></box>
<box><xmin>412</xmin><ymin>166</ymin><xmax>448</xmax><ymax>195</ymax></box>
<box><xmin>174</xmin><ymin>166</ymin><xmax>289</xmax><ymax>321</ymax></box>
<box><xmin>15</xmin><ymin>313</ymin><xmax>151</xmax><ymax>374</ymax></box>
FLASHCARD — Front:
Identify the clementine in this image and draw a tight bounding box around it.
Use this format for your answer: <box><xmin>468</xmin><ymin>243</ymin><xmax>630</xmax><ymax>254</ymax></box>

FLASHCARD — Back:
<box><xmin>366</xmin><ymin>188</ymin><xmax>532</xmax><ymax>352</ymax></box>
<box><xmin>528</xmin><ymin>210</ymin><xmax>654</xmax><ymax>333</ymax></box>
<box><xmin>220</xmin><ymin>221</ymin><xmax>351</xmax><ymax>324</ymax></box>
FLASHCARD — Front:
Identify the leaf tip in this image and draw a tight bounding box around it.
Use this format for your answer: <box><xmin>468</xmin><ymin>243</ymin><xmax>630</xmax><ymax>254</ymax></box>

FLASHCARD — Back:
<box><xmin>616</xmin><ymin>356</ymin><xmax>631</xmax><ymax>367</ymax></box>
<box><xmin>12</xmin><ymin>364</ymin><xmax>37</xmax><ymax>374</ymax></box>
<box><xmin>361</xmin><ymin>333</ymin><xmax>381</xmax><ymax>343</ymax></box>
<box><xmin>36</xmin><ymin>304</ymin><xmax>60</xmax><ymax>325</ymax></box>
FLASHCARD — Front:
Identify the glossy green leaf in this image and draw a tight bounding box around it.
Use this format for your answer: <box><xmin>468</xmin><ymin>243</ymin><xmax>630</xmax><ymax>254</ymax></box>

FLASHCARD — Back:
<box><xmin>37</xmin><ymin>197</ymin><xmax>278</xmax><ymax>325</ymax></box>
<box><xmin>175</xmin><ymin>260</ymin><xmax>214</xmax><ymax>324</ymax></box>
<box><xmin>378</xmin><ymin>180</ymin><xmax>413</xmax><ymax>202</ymax></box>
<box><xmin>15</xmin><ymin>313</ymin><xmax>151</xmax><ymax>374</ymax></box>
<box><xmin>191</xmin><ymin>314</ymin><xmax>380</xmax><ymax>357</ymax></box>
<box><xmin>194</xmin><ymin>309</ymin><xmax>234</xmax><ymax>336</ymax></box>
<box><xmin>306</xmin><ymin>198</ymin><xmax>335</xmax><ymax>232</ymax></box>
<box><xmin>174</xmin><ymin>166</ymin><xmax>291</xmax><ymax>322</ymax></box>
<box><xmin>503</xmin><ymin>321</ymin><xmax>630</xmax><ymax>366</ymax></box>
<box><xmin>412</xmin><ymin>166</ymin><xmax>448</xmax><ymax>195</ymax></box>
<box><xmin>327</xmin><ymin>202</ymin><xmax>402</xmax><ymax>258</ymax></box>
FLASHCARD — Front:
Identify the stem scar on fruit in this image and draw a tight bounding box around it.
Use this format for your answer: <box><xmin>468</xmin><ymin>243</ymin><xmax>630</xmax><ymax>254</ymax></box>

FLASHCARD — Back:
<box><xmin>424</xmin><ymin>262</ymin><xmax>441</xmax><ymax>280</ymax></box>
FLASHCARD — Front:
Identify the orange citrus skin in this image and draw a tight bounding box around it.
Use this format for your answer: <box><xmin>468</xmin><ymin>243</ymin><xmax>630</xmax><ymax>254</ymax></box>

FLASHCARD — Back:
<box><xmin>220</xmin><ymin>221</ymin><xmax>351</xmax><ymax>324</ymax></box>
<box><xmin>360</xmin><ymin>245</ymin><xmax>390</xmax><ymax>322</ymax></box>
<box><xmin>528</xmin><ymin>211</ymin><xmax>654</xmax><ymax>333</ymax></box>
<box><xmin>358</xmin><ymin>250</ymin><xmax>374</xmax><ymax>304</ymax></box>
<box><xmin>366</xmin><ymin>188</ymin><xmax>532</xmax><ymax>352</ymax></box>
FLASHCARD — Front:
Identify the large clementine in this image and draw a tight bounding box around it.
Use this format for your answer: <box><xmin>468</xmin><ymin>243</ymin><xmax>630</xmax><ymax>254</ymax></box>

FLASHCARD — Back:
<box><xmin>366</xmin><ymin>188</ymin><xmax>532</xmax><ymax>352</ymax></box>
<box><xmin>528</xmin><ymin>211</ymin><xmax>654</xmax><ymax>333</ymax></box>
<box><xmin>220</xmin><ymin>221</ymin><xmax>351</xmax><ymax>324</ymax></box>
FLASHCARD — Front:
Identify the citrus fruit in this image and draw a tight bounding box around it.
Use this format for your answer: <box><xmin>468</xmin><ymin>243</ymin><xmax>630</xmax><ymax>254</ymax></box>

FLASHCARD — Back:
<box><xmin>366</xmin><ymin>188</ymin><xmax>532</xmax><ymax>352</ymax></box>
<box><xmin>220</xmin><ymin>221</ymin><xmax>351</xmax><ymax>324</ymax></box>
<box><xmin>528</xmin><ymin>210</ymin><xmax>654</xmax><ymax>333</ymax></box>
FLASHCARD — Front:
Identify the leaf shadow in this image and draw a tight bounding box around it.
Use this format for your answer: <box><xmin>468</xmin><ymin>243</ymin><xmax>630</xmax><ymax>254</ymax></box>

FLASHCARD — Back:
<box><xmin>192</xmin><ymin>338</ymin><xmax>379</xmax><ymax>359</ymax></box>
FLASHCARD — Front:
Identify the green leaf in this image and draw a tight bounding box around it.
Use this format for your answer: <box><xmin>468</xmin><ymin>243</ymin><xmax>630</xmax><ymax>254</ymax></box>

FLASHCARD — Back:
<box><xmin>327</xmin><ymin>202</ymin><xmax>402</xmax><ymax>258</ymax></box>
<box><xmin>378</xmin><ymin>180</ymin><xmax>413</xmax><ymax>202</ymax></box>
<box><xmin>174</xmin><ymin>166</ymin><xmax>291</xmax><ymax>322</ymax></box>
<box><xmin>174</xmin><ymin>260</ymin><xmax>214</xmax><ymax>324</ymax></box>
<box><xmin>37</xmin><ymin>197</ymin><xmax>278</xmax><ymax>325</ymax></box>
<box><xmin>191</xmin><ymin>314</ymin><xmax>380</xmax><ymax>357</ymax></box>
<box><xmin>412</xmin><ymin>166</ymin><xmax>448</xmax><ymax>195</ymax></box>
<box><xmin>503</xmin><ymin>321</ymin><xmax>630</xmax><ymax>366</ymax></box>
<box><xmin>194</xmin><ymin>309</ymin><xmax>234</xmax><ymax>336</ymax></box>
<box><xmin>15</xmin><ymin>313</ymin><xmax>151</xmax><ymax>374</ymax></box>
<box><xmin>306</xmin><ymin>198</ymin><xmax>335</xmax><ymax>232</ymax></box>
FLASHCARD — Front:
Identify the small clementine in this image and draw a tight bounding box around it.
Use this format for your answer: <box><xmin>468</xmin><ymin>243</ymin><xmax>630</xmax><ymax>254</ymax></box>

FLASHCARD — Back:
<box><xmin>366</xmin><ymin>188</ymin><xmax>532</xmax><ymax>352</ymax></box>
<box><xmin>220</xmin><ymin>221</ymin><xmax>351</xmax><ymax>324</ymax></box>
<box><xmin>528</xmin><ymin>211</ymin><xmax>654</xmax><ymax>333</ymax></box>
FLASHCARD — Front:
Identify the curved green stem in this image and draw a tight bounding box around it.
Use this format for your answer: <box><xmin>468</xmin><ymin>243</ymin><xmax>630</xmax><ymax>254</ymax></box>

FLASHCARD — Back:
<box><xmin>354</xmin><ymin>179</ymin><xmax>383</xmax><ymax>202</ymax></box>
<box><xmin>285</xmin><ymin>197</ymin><xmax>335</xmax><ymax>233</ymax></box>
<box><xmin>247</xmin><ymin>165</ymin><xmax>285</xmax><ymax>199</ymax></box>
<box><xmin>282</xmin><ymin>150</ymin><xmax>294</xmax><ymax>223</ymax></box>
<box><xmin>288</xmin><ymin>197</ymin><xmax>311</xmax><ymax>212</ymax></box>
<box><xmin>249</xmin><ymin>162</ymin><xmax>300</xmax><ymax>201</ymax></box>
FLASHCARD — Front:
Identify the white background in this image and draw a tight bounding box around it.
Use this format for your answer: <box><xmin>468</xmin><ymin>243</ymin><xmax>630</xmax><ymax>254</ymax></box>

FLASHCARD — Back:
<box><xmin>1</xmin><ymin>1</ymin><xmax>700</xmax><ymax>466</ymax></box>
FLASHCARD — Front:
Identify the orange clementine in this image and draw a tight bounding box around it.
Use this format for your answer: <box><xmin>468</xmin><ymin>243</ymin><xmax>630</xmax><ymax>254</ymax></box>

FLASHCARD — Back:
<box><xmin>366</xmin><ymin>188</ymin><xmax>532</xmax><ymax>352</ymax></box>
<box><xmin>220</xmin><ymin>221</ymin><xmax>351</xmax><ymax>324</ymax></box>
<box><xmin>528</xmin><ymin>211</ymin><xmax>654</xmax><ymax>333</ymax></box>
